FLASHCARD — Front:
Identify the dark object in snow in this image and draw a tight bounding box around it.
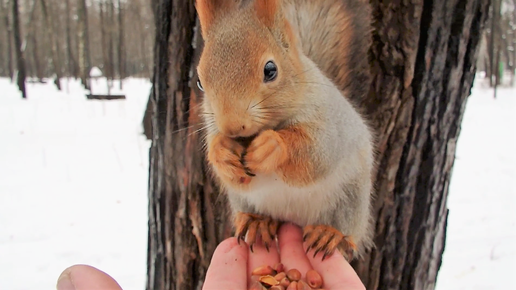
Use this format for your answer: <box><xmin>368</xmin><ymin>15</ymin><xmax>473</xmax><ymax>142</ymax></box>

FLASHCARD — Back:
<box><xmin>86</xmin><ymin>94</ymin><xmax>126</xmax><ymax>100</ymax></box>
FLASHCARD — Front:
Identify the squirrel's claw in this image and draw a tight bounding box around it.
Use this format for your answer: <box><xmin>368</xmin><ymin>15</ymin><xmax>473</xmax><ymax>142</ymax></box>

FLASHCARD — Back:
<box><xmin>234</xmin><ymin>212</ymin><xmax>279</xmax><ymax>253</ymax></box>
<box><xmin>207</xmin><ymin>134</ymin><xmax>253</xmax><ymax>188</ymax></box>
<box><xmin>303</xmin><ymin>224</ymin><xmax>357</xmax><ymax>261</ymax></box>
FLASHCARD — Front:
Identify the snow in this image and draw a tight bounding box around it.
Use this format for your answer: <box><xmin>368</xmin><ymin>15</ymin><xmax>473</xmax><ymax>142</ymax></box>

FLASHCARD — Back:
<box><xmin>0</xmin><ymin>76</ymin><xmax>514</xmax><ymax>289</ymax></box>
<box><xmin>90</xmin><ymin>67</ymin><xmax>103</xmax><ymax>78</ymax></box>
<box><xmin>0</xmin><ymin>78</ymin><xmax>151</xmax><ymax>290</ymax></box>
<box><xmin>436</xmin><ymin>80</ymin><xmax>516</xmax><ymax>290</ymax></box>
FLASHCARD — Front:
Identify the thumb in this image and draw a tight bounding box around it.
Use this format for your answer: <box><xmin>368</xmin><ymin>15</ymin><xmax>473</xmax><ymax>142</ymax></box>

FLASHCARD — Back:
<box><xmin>57</xmin><ymin>264</ymin><xmax>123</xmax><ymax>290</ymax></box>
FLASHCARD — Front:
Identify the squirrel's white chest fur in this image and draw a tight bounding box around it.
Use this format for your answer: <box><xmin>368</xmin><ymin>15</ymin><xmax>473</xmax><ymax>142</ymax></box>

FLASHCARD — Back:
<box><xmin>229</xmin><ymin>167</ymin><xmax>344</xmax><ymax>226</ymax></box>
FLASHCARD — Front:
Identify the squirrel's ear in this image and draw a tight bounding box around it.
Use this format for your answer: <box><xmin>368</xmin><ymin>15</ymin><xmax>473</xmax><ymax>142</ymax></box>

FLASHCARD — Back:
<box><xmin>254</xmin><ymin>0</ymin><xmax>280</xmax><ymax>27</ymax></box>
<box><xmin>196</xmin><ymin>0</ymin><xmax>237</xmax><ymax>36</ymax></box>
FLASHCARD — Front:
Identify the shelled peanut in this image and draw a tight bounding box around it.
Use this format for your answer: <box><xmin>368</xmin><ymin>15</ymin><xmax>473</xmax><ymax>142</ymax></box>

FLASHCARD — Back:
<box><xmin>250</xmin><ymin>263</ymin><xmax>324</xmax><ymax>290</ymax></box>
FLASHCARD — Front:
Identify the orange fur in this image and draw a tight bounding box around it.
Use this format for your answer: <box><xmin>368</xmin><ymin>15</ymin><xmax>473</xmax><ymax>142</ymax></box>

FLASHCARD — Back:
<box><xmin>275</xmin><ymin>126</ymin><xmax>317</xmax><ymax>186</ymax></box>
<box><xmin>196</xmin><ymin>0</ymin><xmax>375</xmax><ymax>258</ymax></box>
<box><xmin>196</xmin><ymin>0</ymin><xmax>237</xmax><ymax>36</ymax></box>
<box><xmin>255</xmin><ymin>0</ymin><xmax>279</xmax><ymax>27</ymax></box>
<box><xmin>234</xmin><ymin>212</ymin><xmax>279</xmax><ymax>250</ymax></box>
<box><xmin>303</xmin><ymin>224</ymin><xmax>358</xmax><ymax>261</ymax></box>
<box><xmin>244</xmin><ymin>130</ymin><xmax>288</xmax><ymax>174</ymax></box>
<box><xmin>207</xmin><ymin>134</ymin><xmax>252</xmax><ymax>188</ymax></box>
<box><xmin>243</xmin><ymin>126</ymin><xmax>316</xmax><ymax>186</ymax></box>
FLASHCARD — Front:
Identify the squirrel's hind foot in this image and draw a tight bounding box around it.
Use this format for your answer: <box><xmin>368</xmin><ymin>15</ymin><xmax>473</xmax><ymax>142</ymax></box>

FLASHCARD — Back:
<box><xmin>234</xmin><ymin>212</ymin><xmax>279</xmax><ymax>252</ymax></box>
<box><xmin>303</xmin><ymin>225</ymin><xmax>357</xmax><ymax>261</ymax></box>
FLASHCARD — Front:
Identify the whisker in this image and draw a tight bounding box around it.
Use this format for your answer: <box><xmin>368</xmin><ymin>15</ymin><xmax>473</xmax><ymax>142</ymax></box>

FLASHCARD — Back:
<box><xmin>292</xmin><ymin>67</ymin><xmax>316</xmax><ymax>78</ymax></box>
<box><xmin>246</xmin><ymin>98</ymin><xmax>253</xmax><ymax>112</ymax></box>
<box><xmin>188</xmin><ymin>125</ymin><xmax>212</xmax><ymax>137</ymax></box>
<box><xmin>184</xmin><ymin>102</ymin><xmax>204</xmax><ymax>115</ymax></box>
<box><xmin>256</xmin><ymin>104</ymin><xmax>302</xmax><ymax>111</ymax></box>
<box><xmin>169</xmin><ymin>124</ymin><xmax>199</xmax><ymax>135</ymax></box>
<box><xmin>255</xmin><ymin>120</ymin><xmax>269</xmax><ymax>127</ymax></box>
<box><xmin>188</xmin><ymin>120</ymin><xmax>216</xmax><ymax>137</ymax></box>
<box><xmin>251</xmin><ymin>94</ymin><xmax>274</xmax><ymax>109</ymax></box>
<box><xmin>251</xmin><ymin>114</ymin><xmax>270</xmax><ymax>120</ymax></box>
<box><xmin>294</xmin><ymin>81</ymin><xmax>334</xmax><ymax>88</ymax></box>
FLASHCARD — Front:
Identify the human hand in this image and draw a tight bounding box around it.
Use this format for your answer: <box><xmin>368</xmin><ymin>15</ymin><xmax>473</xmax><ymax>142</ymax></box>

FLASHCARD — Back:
<box><xmin>203</xmin><ymin>223</ymin><xmax>366</xmax><ymax>290</ymax></box>
<box><xmin>56</xmin><ymin>223</ymin><xmax>365</xmax><ymax>290</ymax></box>
<box><xmin>56</xmin><ymin>264</ymin><xmax>122</xmax><ymax>290</ymax></box>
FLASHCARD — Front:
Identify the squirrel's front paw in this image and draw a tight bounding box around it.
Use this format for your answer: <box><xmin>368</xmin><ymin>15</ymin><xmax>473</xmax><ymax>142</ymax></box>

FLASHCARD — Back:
<box><xmin>234</xmin><ymin>212</ymin><xmax>279</xmax><ymax>252</ymax></box>
<box><xmin>303</xmin><ymin>225</ymin><xmax>357</xmax><ymax>261</ymax></box>
<box><xmin>244</xmin><ymin>130</ymin><xmax>287</xmax><ymax>175</ymax></box>
<box><xmin>207</xmin><ymin>134</ymin><xmax>252</xmax><ymax>187</ymax></box>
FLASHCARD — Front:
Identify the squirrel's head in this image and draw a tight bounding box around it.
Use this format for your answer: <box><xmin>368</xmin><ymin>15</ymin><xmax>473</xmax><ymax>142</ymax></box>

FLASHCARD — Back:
<box><xmin>196</xmin><ymin>0</ymin><xmax>304</xmax><ymax>138</ymax></box>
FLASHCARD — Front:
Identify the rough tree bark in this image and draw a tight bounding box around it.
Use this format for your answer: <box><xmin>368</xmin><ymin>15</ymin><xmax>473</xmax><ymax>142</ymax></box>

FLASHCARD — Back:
<box><xmin>77</xmin><ymin>0</ymin><xmax>91</xmax><ymax>90</ymax></box>
<box><xmin>39</xmin><ymin>0</ymin><xmax>63</xmax><ymax>90</ymax></box>
<box><xmin>12</xmin><ymin>0</ymin><xmax>26</xmax><ymax>98</ymax></box>
<box><xmin>0</xmin><ymin>4</ymin><xmax>6</xmax><ymax>76</ymax></box>
<box><xmin>4</xmin><ymin>0</ymin><xmax>14</xmax><ymax>81</ymax></box>
<box><xmin>488</xmin><ymin>0</ymin><xmax>499</xmax><ymax>87</ymax></box>
<box><xmin>353</xmin><ymin>0</ymin><xmax>490</xmax><ymax>288</ymax></box>
<box><xmin>513</xmin><ymin>0</ymin><xmax>516</xmax><ymax>85</ymax></box>
<box><xmin>65</xmin><ymin>0</ymin><xmax>78</xmax><ymax>78</ymax></box>
<box><xmin>146</xmin><ymin>0</ymin><xmax>490</xmax><ymax>289</ymax></box>
<box><xmin>117</xmin><ymin>0</ymin><xmax>125</xmax><ymax>88</ymax></box>
<box><xmin>22</xmin><ymin>0</ymin><xmax>43</xmax><ymax>80</ymax></box>
<box><xmin>108</xmin><ymin>0</ymin><xmax>116</xmax><ymax>82</ymax></box>
<box><xmin>100</xmin><ymin>1</ymin><xmax>109</xmax><ymax>78</ymax></box>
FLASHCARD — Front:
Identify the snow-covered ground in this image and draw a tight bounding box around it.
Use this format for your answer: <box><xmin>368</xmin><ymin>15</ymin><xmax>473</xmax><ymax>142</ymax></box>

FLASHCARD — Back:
<box><xmin>0</xmin><ymin>78</ymin><xmax>151</xmax><ymax>290</ymax></box>
<box><xmin>0</xmin><ymin>77</ymin><xmax>514</xmax><ymax>289</ymax></box>
<box><xmin>436</xmin><ymin>81</ymin><xmax>516</xmax><ymax>290</ymax></box>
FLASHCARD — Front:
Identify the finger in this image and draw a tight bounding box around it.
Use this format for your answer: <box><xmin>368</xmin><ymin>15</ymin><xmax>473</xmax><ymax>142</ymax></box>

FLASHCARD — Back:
<box><xmin>203</xmin><ymin>237</ymin><xmax>248</xmax><ymax>290</ymax></box>
<box><xmin>247</xmin><ymin>235</ymin><xmax>280</xmax><ymax>285</ymax></box>
<box><xmin>305</xmin><ymin>248</ymin><xmax>365</xmax><ymax>290</ymax></box>
<box><xmin>56</xmin><ymin>265</ymin><xmax>122</xmax><ymax>290</ymax></box>
<box><xmin>278</xmin><ymin>223</ymin><xmax>312</xmax><ymax>279</ymax></box>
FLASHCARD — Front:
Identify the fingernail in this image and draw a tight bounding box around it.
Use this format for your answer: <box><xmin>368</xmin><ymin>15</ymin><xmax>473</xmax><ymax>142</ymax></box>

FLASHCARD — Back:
<box><xmin>56</xmin><ymin>269</ymin><xmax>75</xmax><ymax>290</ymax></box>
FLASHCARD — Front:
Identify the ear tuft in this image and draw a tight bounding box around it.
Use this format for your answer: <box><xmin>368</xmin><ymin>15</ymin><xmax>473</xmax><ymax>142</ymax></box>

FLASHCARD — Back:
<box><xmin>254</xmin><ymin>0</ymin><xmax>279</xmax><ymax>27</ymax></box>
<box><xmin>196</xmin><ymin>0</ymin><xmax>237</xmax><ymax>36</ymax></box>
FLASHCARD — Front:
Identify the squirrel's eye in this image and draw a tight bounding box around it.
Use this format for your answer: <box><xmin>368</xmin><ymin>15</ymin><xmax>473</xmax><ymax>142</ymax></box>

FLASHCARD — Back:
<box><xmin>197</xmin><ymin>79</ymin><xmax>204</xmax><ymax>92</ymax></box>
<box><xmin>263</xmin><ymin>61</ymin><xmax>277</xmax><ymax>82</ymax></box>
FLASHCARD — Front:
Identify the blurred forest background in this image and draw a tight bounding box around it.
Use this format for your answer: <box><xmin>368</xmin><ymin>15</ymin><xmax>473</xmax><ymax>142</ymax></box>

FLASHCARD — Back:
<box><xmin>0</xmin><ymin>0</ymin><xmax>515</xmax><ymax>97</ymax></box>
<box><xmin>479</xmin><ymin>0</ymin><xmax>516</xmax><ymax>86</ymax></box>
<box><xmin>0</xmin><ymin>0</ymin><xmax>514</xmax><ymax>289</ymax></box>
<box><xmin>0</xmin><ymin>0</ymin><xmax>154</xmax><ymax>97</ymax></box>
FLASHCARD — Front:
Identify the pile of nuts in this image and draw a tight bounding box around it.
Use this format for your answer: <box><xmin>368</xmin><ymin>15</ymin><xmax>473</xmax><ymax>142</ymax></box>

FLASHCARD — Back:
<box><xmin>250</xmin><ymin>263</ymin><xmax>325</xmax><ymax>290</ymax></box>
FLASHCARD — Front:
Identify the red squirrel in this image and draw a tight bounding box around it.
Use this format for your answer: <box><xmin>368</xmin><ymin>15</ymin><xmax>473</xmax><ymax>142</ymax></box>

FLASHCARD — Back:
<box><xmin>195</xmin><ymin>0</ymin><xmax>374</xmax><ymax>260</ymax></box>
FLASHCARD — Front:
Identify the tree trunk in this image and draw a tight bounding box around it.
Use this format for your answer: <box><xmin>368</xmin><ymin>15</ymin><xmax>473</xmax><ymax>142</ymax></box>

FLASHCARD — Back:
<box><xmin>12</xmin><ymin>0</ymin><xmax>27</xmax><ymax>98</ymax></box>
<box><xmin>353</xmin><ymin>0</ymin><xmax>490</xmax><ymax>288</ymax></box>
<box><xmin>22</xmin><ymin>0</ymin><xmax>40</xmax><ymax>80</ymax></box>
<box><xmin>513</xmin><ymin>0</ymin><xmax>516</xmax><ymax>85</ymax></box>
<box><xmin>100</xmin><ymin>1</ymin><xmax>108</xmax><ymax>77</ymax></box>
<box><xmin>0</xmin><ymin>6</ymin><xmax>5</xmax><ymax>77</ymax></box>
<box><xmin>65</xmin><ymin>0</ymin><xmax>78</xmax><ymax>78</ymax></box>
<box><xmin>142</xmin><ymin>90</ymin><xmax>153</xmax><ymax>140</ymax></box>
<box><xmin>4</xmin><ymin>0</ymin><xmax>14</xmax><ymax>81</ymax></box>
<box><xmin>117</xmin><ymin>0</ymin><xmax>125</xmax><ymax>88</ymax></box>
<box><xmin>77</xmin><ymin>0</ymin><xmax>91</xmax><ymax>90</ymax></box>
<box><xmin>39</xmin><ymin>0</ymin><xmax>63</xmax><ymax>90</ymax></box>
<box><xmin>146</xmin><ymin>0</ymin><xmax>490</xmax><ymax>289</ymax></box>
<box><xmin>108</xmin><ymin>0</ymin><xmax>116</xmax><ymax>83</ymax></box>
<box><xmin>489</xmin><ymin>0</ymin><xmax>499</xmax><ymax>87</ymax></box>
<box><xmin>29</xmin><ymin>33</ymin><xmax>44</xmax><ymax>80</ymax></box>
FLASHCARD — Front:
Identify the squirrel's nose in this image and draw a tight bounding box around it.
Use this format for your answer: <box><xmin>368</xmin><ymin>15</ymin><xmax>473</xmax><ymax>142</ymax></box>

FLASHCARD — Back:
<box><xmin>219</xmin><ymin>120</ymin><xmax>254</xmax><ymax>138</ymax></box>
<box><xmin>224</xmin><ymin>124</ymin><xmax>247</xmax><ymax>138</ymax></box>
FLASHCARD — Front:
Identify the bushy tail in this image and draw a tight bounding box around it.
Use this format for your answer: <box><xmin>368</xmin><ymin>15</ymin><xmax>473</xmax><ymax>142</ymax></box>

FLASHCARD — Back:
<box><xmin>284</xmin><ymin>0</ymin><xmax>372</xmax><ymax>103</ymax></box>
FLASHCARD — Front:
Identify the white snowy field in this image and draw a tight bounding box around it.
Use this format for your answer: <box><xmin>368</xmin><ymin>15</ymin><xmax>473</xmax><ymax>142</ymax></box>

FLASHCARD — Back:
<box><xmin>0</xmin><ymin>77</ymin><xmax>514</xmax><ymax>289</ymax></box>
<box><xmin>0</xmin><ymin>78</ymin><xmax>151</xmax><ymax>290</ymax></box>
<box><xmin>436</xmin><ymin>81</ymin><xmax>516</xmax><ymax>290</ymax></box>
